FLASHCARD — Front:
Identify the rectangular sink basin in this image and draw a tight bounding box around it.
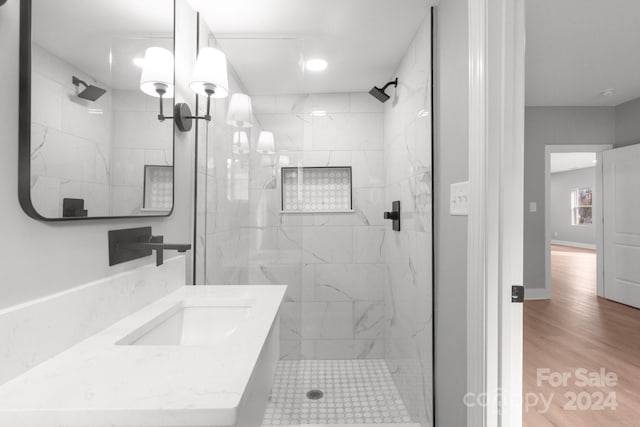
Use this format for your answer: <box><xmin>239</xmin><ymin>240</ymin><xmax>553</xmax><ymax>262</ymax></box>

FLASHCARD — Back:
<box><xmin>0</xmin><ymin>286</ymin><xmax>286</xmax><ymax>427</ymax></box>
<box><xmin>117</xmin><ymin>302</ymin><xmax>252</xmax><ymax>346</ymax></box>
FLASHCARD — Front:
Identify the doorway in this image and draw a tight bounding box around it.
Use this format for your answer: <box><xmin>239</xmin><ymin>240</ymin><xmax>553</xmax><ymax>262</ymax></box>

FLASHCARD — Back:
<box><xmin>542</xmin><ymin>145</ymin><xmax>611</xmax><ymax>301</ymax></box>
<box><xmin>477</xmin><ymin>0</ymin><xmax>640</xmax><ymax>425</ymax></box>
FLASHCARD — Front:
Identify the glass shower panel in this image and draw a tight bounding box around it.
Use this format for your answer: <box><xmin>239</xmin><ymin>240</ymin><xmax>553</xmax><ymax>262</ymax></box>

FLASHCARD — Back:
<box><xmin>195</xmin><ymin>3</ymin><xmax>433</xmax><ymax>425</ymax></box>
<box><xmin>194</xmin><ymin>19</ymin><xmax>309</xmax><ymax>374</ymax></box>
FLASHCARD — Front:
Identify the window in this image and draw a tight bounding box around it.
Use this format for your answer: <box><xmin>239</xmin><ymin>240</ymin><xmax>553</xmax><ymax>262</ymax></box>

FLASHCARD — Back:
<box><xmin>571</xmin><ymin>187</ymin><xmax>592</xmax><ymax>225</ymax></box>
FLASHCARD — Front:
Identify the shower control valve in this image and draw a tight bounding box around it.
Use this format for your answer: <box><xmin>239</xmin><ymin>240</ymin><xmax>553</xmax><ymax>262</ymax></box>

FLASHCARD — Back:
<box><xmin>384</xmin><ymin>201</ymin><xmax>401</xmax><ymax>232</ymax></box>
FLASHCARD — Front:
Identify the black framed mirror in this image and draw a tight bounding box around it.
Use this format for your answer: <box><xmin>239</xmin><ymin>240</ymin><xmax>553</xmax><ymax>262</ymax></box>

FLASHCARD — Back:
<box><xmin>19</xmin><ymin>0</ymin><xmax>176</xmax><ymax>221</ymax></box>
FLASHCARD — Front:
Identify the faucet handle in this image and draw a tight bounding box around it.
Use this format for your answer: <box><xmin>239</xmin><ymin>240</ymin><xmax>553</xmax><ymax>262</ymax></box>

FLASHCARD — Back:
<box><xmin>150</xmin><ymin>235</ymin><xmax>164</xmax><ymax>266</ymax></box>
<box><xmin>383</xmin><ymin>211</ymin><xmax>399</xmax><ymax>220</ymax></box>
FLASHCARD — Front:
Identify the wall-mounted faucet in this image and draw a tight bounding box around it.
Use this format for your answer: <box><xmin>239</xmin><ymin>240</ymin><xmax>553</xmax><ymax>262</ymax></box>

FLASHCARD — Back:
<box><xmin>108</xmin><ymin>227</ymin><xmax>191</xmax><ymax>267</ymax></box>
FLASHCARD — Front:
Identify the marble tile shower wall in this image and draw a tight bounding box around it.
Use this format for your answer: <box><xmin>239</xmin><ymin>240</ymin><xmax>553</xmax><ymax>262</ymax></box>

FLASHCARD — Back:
<box><xmin>246</xmin><ymin>93</ymin><xmax>386</xmax><ymax>360</ymax></box>
<box><xmin>110</xmin><ymin>90</ymin><xmax>173</xmax><ymax>216</ymax></box>
<box><xmin>30</xmin><ymin>43</ymin><xmax>112</xmax><ymax>217</ymax></box>
<box><xmin>383</xmin><ymin>17</ymin><xmax>433</xmax><ymax>427</ymax></box>
<box><xmin>30</xmin><ymin>43</ymin><xmax>173</xmax><ymax>217</ymax></box>
<box><xmin>198</xmin><ymin>66</ymin><xmax>252</xmax><ymax>287</ymax></box>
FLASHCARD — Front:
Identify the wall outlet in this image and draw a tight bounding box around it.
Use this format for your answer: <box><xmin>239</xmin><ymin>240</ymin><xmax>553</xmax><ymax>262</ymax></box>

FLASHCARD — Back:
<box><xmin>450</xmin><ymin>181</ymin><xmax>469</xmax><ymax>216</ymax></box>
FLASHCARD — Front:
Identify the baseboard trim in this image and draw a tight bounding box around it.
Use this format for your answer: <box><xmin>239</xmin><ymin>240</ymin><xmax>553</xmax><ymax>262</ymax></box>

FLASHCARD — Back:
<box><xmin>551</xmin><ymin>240</ymin><xmax>596</xmax><ymax>250</ymax></box>
<box><xmin>525</xmin><ymin>288</ymin><xmax>551</xmax><ymax>300</ymax></box>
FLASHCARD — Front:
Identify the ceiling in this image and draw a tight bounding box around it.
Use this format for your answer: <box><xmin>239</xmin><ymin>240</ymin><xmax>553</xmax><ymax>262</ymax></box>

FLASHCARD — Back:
<box><xmin>32</xmin><ymin>0</ymin><xmax>173</xmax><ymax>91</ymax></box>
<box><xmin>550</xmin><ymin>153</ymin><xmax>596</xmax><ymax>174</ymax></box>
<box><xmin>190</xmin><ymin>0</ymin><xmax>432</xmax><ymax>95</ymax></box>
<box><xmin>526</xmin><ymin>0</ymin><xmax>640</xmax><ymax>107</ymax></box>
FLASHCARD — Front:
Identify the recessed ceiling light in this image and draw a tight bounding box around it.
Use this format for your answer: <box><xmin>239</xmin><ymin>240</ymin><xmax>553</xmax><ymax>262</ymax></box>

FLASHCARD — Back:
<box><xmin>133</xmin><ymin>57</ymin><xmax>145</xmax><ymax>68</ymax></box>
<box><xmin>305</xmin><ymin>58</ymin><xmax>328</xmax><ymax>72</ymax></box>
<box><xmin>600</xmin><ymin>88</ymin><xmax>616</xmax><ymax>97</ymax></box>
<box><xmin>311</xmin><ymin>110</ymin><xmax>327</xmax><ymax>117</ymax></box>
<box><xmin>593</xmin><ymin>159</ymin><xmax>598</xmax><ymax>164</ymax></box>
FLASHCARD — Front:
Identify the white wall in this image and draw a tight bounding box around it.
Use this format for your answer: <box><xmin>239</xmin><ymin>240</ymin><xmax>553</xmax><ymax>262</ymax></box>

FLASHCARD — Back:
<box><xmin>0</xmin><ymin>0</ymin><xmax>196</xmax><ymax>310</ymax></box>
<box><xmin>433</xmin><ymin>0</ymin><xmax>469</xmax><ymax>425</ymax></box>
<box><xmin>549</xmin><ymin>167</ymin><xmax>596</xmax><ymax>245</ymax></box>
<box><xmin>523</xmin><ymin>107</ymin><xmax>615</xmax><ymax>289</ymax></box>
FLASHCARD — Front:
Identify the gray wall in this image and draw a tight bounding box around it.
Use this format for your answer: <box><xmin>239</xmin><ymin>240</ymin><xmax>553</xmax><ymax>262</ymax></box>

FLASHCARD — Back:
<box><xmin>549</xmin><ymin>167</ymin><xmax>596</xmax><ymax>245</ymax></box>
<box><xmin>434</xmin><ymin>0</ymin><xmax>468</xmax><ymax>425</ymax></box>
<box><xmin>615</xmin><ymin>97</ymin><xmax>640</xmax><ymax>147</ymax></box>
<box><xmin>0</xmin><ymin>0</ymin><xmax>196</xmax><ymax>310</ymax></box>
<box><xmin>523</xmin><ymin>107</ymin><xmax>615</xmax><ymax>289</ymax></box>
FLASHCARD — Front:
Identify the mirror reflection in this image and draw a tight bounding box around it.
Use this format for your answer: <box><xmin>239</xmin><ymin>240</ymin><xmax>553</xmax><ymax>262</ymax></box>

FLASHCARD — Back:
<box><xmin>28</xmin><ymin>0</ymin><xmax>174</xmax><ymax>219</ymax></box>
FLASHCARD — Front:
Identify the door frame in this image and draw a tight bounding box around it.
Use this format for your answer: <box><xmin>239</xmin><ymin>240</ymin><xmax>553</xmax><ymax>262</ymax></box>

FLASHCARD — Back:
<box><xmin>467</xmin><ymin>0</ymin><xmax>525</xmax><ymax>425</ymax></box>
<box><xmin>543</xmin><ymin>144</ymin><xmax>612</xmax><ymax>300</ymax></box>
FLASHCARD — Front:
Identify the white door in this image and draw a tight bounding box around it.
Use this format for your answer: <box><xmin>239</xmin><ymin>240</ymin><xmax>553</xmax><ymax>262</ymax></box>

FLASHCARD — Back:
<box><xmin>603</xmin><ymin>144</ymin><xmax>640</xmax><ymax>309</ymax></box>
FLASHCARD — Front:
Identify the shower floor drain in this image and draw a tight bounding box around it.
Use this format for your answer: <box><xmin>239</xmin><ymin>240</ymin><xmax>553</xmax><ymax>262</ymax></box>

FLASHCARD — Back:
<box><xmin>263</xmin><ymin>360</ymin><xmax>412</xmax><ymax>425</ymax></box>
<box><xmin>306</xmin><ymin>389</ymin><xmax>324</xmax><ymax>400</ymax></box>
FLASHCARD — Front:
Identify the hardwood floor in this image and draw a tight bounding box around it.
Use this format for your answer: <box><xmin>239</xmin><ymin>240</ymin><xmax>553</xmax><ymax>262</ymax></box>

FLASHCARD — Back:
<box><xmin>523</xmin><ymin>245</ymin><xmax>640</xmax><ymax>427</ymax></box>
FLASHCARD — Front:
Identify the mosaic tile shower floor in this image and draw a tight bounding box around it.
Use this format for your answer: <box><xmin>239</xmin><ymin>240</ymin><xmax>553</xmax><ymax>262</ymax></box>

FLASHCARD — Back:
<box><xmin>262</xmin><ymin>359</ymin><xmax>416</xmax><ymax>426</ymax></box>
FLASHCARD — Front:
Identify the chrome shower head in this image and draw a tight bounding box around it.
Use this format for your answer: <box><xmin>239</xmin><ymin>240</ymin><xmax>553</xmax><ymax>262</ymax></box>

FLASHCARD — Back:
<box><xmin>72</xmin><ymin>76</ymin><xmax>106</xmax><ymax>102</ymax></box>
<box><xmin>369</xmin><ymin>78</ymin><xmax>398</xmax><ymax>103</ymax></box>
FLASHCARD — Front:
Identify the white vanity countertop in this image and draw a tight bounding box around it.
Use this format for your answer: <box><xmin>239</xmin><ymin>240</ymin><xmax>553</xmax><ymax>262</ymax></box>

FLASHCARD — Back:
<box><xmin>0</xmin><ymin>285</ymin><xmax>286</xmax><ymax>427</ymax></box>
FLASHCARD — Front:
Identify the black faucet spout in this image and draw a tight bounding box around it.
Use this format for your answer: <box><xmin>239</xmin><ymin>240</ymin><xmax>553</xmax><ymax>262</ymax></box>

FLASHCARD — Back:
<box><xmin>122</xmin><ymin>236</ymin><xmax>192</xmax><ymax>266</ymax></box>
<box><xmin>125</xmin><ymin>242</ymin><xmax>192</xmax><ymax>252</ymax></box>
<box><xmin>108</xmin><ymin>227</ymin><xmax>192</xmax><ymax>267</ymax></box>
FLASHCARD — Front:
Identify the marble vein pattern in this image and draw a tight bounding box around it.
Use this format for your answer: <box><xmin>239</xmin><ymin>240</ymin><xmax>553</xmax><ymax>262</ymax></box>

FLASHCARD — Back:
<box><xmin>247</xmin><ymin>93</ymin><xmax>385</xmax><ymax>357</ymax></box>
<box><xmin>383</xmin><ymin>16</ymin><xmax>434</xmax><ymax>427</ymax></box>
<box><xmin>198</xmin><ymin>86</ymin><xmax>387</xmax><ymax>358</ymax></box>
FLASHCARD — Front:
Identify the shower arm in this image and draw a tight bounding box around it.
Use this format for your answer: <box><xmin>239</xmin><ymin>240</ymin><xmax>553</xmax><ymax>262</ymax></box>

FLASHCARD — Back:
<box><xmin>72</xmin><ymin>76</ymin><xmax>88</xmax><ymax>89</ymax></box>
<box><xmin>381</xmin><ymin>78</ymin><xmax>399</xmax><ymax>91</ymax></box>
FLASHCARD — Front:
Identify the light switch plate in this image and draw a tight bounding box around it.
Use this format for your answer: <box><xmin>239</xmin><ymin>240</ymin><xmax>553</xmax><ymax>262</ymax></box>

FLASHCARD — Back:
<box><xmin>450</xmin><ymin>181</ymin><xmax>469</xmax><ymax>216</ymax></box>
<box><xmin>529</xmin><ymin>202</ymin><xmax>537</xmax><ymax>212</ymax></box>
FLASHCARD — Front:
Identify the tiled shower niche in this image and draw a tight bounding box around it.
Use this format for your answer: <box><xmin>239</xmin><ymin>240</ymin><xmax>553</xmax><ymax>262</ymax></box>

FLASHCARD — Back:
<box><xmin>143</xmin><ymin>165</ymin><xmax>173</xmax><ymax>211</ymax></box>
<box><xmin>281</xmin><ymin>167</ymin><xmax>353</xmax><ymax>213</ymax></box>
